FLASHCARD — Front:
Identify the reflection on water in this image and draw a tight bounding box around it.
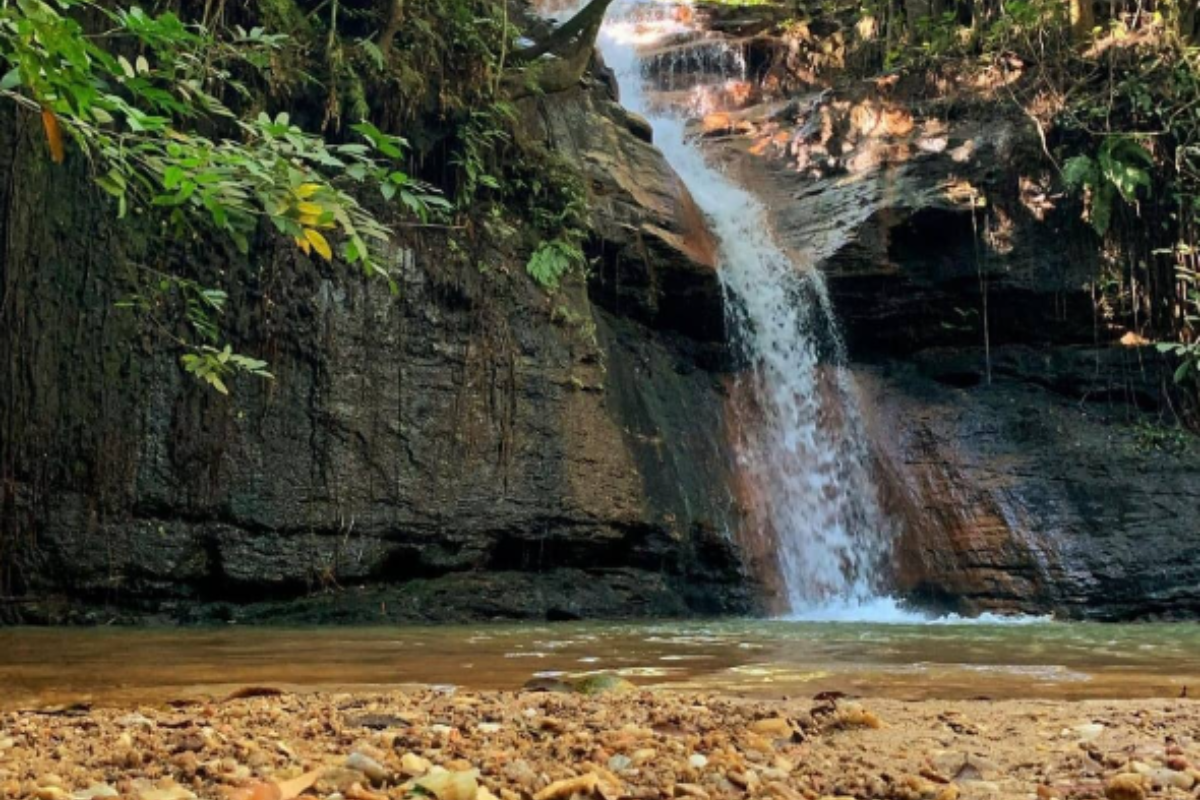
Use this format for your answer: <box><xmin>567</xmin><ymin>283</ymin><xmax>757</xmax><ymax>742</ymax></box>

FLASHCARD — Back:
<box><xmin>2</xmin><ymin>620</ymin><xmax>1199</xmax><ymax>709</ymax></box>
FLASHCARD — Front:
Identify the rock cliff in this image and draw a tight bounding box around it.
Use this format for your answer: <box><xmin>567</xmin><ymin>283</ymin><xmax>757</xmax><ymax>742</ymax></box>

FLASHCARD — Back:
<box><xmin>3</xmin><ymin>0</ymin><xmax>1198</xmax><ymax>625</ymax></box>
<box><xmin>697</xmin><ymin>28</ymin><xmax>1200</xmax><ymax>619</ymax></box>
<box><xmin>0</xmin><ymin>70</ymin><xmax>760</xmax><ymax>624</ymax></box>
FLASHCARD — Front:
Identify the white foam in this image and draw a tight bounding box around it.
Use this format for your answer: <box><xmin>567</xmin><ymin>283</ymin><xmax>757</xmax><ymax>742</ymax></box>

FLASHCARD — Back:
<box><xmin>781</xmin><ymin>596</ymin><xmax>1054</xmax><ymax>625</ymax></box>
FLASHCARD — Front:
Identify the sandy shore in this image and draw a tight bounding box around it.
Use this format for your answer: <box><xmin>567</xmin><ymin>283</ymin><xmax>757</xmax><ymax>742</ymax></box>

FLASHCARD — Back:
<box><xmin>1</xmin><ymin>687</ymin><xmax>1197</xmax><ymax>800</ymax></box>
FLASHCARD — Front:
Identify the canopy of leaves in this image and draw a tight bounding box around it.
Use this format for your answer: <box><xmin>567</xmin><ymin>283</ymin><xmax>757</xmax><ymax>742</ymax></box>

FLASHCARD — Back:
<box><xmin>0</xmin><ymin>0</ymin><xmax>455</xmax><ymax>388</ymax></box>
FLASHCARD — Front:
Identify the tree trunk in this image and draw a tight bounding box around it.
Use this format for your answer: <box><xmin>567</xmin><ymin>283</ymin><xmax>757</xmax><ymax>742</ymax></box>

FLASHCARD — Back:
<box><xmin>504</xmin><ymin>0</ymin><xmax>617</xmax><ymax>97</ymax></box>
<box><xmin>1070</xmin><ymin>0</ymin><xmax>1095</xmax><ymax>42</ymax></box>
<box><xmin>378</xmin><ymin>0</ymin><xmax>404</xmax><ymax>58</ymax></box>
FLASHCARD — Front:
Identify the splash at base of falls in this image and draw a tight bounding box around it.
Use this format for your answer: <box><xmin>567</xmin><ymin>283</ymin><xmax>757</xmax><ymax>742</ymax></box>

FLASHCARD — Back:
<box><xmin>595</xmin><ymin>0</ymin><xmax>896</xmax><ymax>614</ymax></box>
<box><xmin>783</xmin><ymin>596</ymin><xmax>1054</xmax><ymax>624</ymax></box>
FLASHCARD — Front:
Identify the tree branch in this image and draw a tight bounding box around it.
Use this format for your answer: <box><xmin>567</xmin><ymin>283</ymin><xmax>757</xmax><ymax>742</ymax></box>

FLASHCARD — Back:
<box><xmin>509</xmin><ymin>0</ymin><xmax>616</xmax><ymax>65</ymax></box>
<box><xmin>378</xmin><ymin>0</ymin><xmax>404</xmax><ymax>58</ymax></box>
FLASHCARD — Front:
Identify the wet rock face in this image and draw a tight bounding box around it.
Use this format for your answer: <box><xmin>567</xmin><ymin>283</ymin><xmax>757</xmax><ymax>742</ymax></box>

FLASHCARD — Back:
<box><xmin>517</xmin><ymin>80</ymin><xmax>726</xmax><ymax>343</ymax></box>
<box><xmin>0</xmin><ymin>85</ymin><xmax>758</xmax><ymax>623</ymax></box>
<box><xmin>704</xmin><ymin>62</ymin><xmax>1200</xmax><ymax>619</ymax></box>
<box><xmin>860</xmin><ymin>349</ymin><xmax>1200</xmax><ymax>620</ymax></box>
<box><xmin>713</xmin><ymin>101</ymin><xmax>1100</xmax><ymax>358</ymax></box>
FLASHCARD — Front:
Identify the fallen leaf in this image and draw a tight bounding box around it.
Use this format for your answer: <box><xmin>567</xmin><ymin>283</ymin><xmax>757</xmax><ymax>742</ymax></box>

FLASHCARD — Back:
<box><xmin>534</xmin><ymin>774</ymin><xmax>598</xmax><ymax>800</ymax></box>
<box><xmin>415</xmin><ymin>770</ymin><xmax>479</xmax><ymax>800</ymax></box>
<box><xmin>277</xmin><ymin>769</ymin><xmax>323</xmax><ymax>800</ymax></box>
<box><xmin>227</xmin><ymin>770</ymin><xmax>321</xmax><ymax>800</ymax></box>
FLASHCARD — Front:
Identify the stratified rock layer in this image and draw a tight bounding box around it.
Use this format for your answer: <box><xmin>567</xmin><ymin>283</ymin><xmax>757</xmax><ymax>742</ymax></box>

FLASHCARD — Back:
<box><xmin>0</xmin><ymin>75</ymin><xmax>758</xmax><ymax>624</ymax></box>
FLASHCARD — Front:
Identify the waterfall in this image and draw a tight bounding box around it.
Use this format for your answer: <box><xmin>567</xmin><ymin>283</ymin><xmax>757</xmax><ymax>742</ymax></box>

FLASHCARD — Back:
<box><xmin>593</xmin><ymin>1</ymin><xmax>898</xmax><ymax>615</ymax></box>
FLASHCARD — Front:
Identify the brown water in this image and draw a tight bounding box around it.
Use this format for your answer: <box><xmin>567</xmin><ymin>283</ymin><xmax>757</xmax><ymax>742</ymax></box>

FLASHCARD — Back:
<box><xmin>2</xmin><ymin>619</ymin><xmax>1198</xmax><ymax>710</ymax></box>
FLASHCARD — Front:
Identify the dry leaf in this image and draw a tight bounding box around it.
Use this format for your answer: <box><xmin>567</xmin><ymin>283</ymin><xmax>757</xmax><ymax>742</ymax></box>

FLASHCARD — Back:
<box><xmin>41</xmin><ymin>107</ymin><xmax>64</xmax><ymax>164</ymax></box>
<box><xmin>345</xmin><ymin>783</ymin><xmax>388</xmax><ymax>800</ymax></box>
<box><xmin>226</xmin><ymin>769</ymin><xmax>321</xmax><ymax>800</ymax></box>
<box><xmin>534</xmin><ymin>774</ymin><xmax>599</xmax><ymax>800</ymax></box>
<box><xmin>415</xmin><ymin>770</ymin><xmax>479</xmax><ymax>800</ymax></box>
<box><xmin>276</xmin><ymin>769</ymin><xmax>323</xmax><ymax>800</ymax></box>
<box><xmin>224</xmin><ymin>784</ymin><xmax>280</xmax><ymax>800</ymax></box>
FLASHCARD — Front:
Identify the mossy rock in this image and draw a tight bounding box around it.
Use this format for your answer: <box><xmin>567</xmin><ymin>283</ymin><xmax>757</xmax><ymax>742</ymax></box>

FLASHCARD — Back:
<box><xmin>521</xmin><ymin>677</ymin><xmax>576</xmax><ymax>694</ymax></box>
<box><xmin>571</xmin><ymin>674</ymin><xmax>638</xmax><ymax>696</ymax></box>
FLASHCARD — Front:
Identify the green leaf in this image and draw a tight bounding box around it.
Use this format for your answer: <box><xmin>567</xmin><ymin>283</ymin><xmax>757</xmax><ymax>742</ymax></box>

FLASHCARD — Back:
<box><xmin>526</xmin><ymin>240</ymin><xmax>583</xmax><ymax>291</ymax></box>
<box><xmin>162</xmin><ymin>165</ymin><xmax>185</xmax><ymax>189</ymax></box>
<box><xmin>1091</xmin><ymin>183</ymin><xmax>1114</xmax><ymax>236</ymax></box>
<box><xmin>95</xmin><ymin>172</ymin><xmax>125</xmax><ymax>198</ymax></box>
<box><xmin>0</xmin><ymin>68</ymin><xmax>20</xmax><ymax>92</ymax></box>
<box><xmin>1062</xmin><ymin>155</ymin><xmax>1097</xmax><ymax>189</ymax></box>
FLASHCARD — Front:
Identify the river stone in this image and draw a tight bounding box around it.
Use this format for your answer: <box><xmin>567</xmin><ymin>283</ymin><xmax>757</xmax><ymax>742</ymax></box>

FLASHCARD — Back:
<box><xmin>1104</xmin><ymin>774</ymin><xmax>1145</xmax><ymax>800</ymax></box>
<box><xmin>401</xmin><ymin>753</ymin><xmax>433</xmax><ymax>777</ymax></box>
<box><xmin>749</xmin><ymin>718</ymin><xmax>791</xmax><ymax>737</ymax></box>
<box><xmin>521</xmin><ymin>678</ymin><xmax>575</xmax><ymax>694</ymax></box>
<box><xmin>1072</xmin><ymin>723</ymin><xmax>1105</xmax><ymax>741</ymax></box>
<box><xmin>1146</xmin><ymin>768</ymin><xmax>1194</xmax><ymax>791</ymax></box>
<box><xmin>607</xmin><ymin>755</ymin><xmax>633</xmax><ymax>773</ymax></box>
<box><xmin>346</xmin><ymin>752</ymin><xmax>389</xmax><ymax>784</ymax></box>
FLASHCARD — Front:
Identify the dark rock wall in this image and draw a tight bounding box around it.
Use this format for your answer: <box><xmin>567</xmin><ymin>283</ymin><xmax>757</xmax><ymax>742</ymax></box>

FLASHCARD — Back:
<box><xmin>861</xmin><ymin>349</ymin><xmax>1200</xmax><ymax>620</ymax></box>
<box><xmin>712</xmin><ymin>87</ymin><xmax>1200</xmax><ymax>620</ymax></box>
<box><xmin>0</xmin><ymin>81</ymin><xmax>760</xmax><ymax>624</ymax></box>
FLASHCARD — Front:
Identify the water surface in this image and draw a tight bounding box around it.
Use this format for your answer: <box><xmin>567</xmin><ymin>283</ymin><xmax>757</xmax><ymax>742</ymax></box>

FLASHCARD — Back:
<box><xmin>2</xmin><ymin>620</ymin><xmax>1197</xmax><ymax>709</ymax></box>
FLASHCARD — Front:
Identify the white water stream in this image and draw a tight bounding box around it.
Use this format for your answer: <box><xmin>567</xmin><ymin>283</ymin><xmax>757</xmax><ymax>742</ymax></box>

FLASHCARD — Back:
<box><xmin>594</xmin><ymin>1</ymin><xmax>901</xmax><ymax>617</ymax></box>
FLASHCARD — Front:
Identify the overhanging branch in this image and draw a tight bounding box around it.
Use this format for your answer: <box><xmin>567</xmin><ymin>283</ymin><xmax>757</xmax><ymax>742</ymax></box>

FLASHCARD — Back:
<box><xmin>509</xmin><ymin>0</ymin><xmax>616</xmax><ymax>65</ymax></box>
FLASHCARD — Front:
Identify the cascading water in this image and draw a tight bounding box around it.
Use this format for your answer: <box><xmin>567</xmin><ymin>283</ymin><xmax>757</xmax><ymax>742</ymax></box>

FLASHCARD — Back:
<box><xmin>595</xmin><ymin>0</ymin><xmax>900</xmax><ymax>617</ymax></box>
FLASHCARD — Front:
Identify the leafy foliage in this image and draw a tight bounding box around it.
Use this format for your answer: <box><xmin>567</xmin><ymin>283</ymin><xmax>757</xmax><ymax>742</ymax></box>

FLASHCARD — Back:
<box><xmin>526</xmin><ymin>240</ymin><xmax>584</xmax><ymax>290</ymax></box>
<box><xmin>1062</xmin><ymin>137</ymin><xmax>1154</xmax><ymax>235</ymax></box>
<box><xmin>514</xmin><ymin>154</ymin><xmax>590</xmax><ymax>292</ymax></box>
<box><xmin>1156</xmin><ymin>263</ymin><xmax>1200</xmax><ymax>386</ymax></box>
<box><xmin>1</xmin><ymin>1</ymin><xmax>448</xmax><ymax>273</ymax></box>
<box><xmin>182</xmin><ymin>345</ymin><xmax>274</xmax><ymax>396</ymax></box>
<box><xmin>0</xmin><ymin>0</ymin><xmax>451</xmax><ymax>392</ymax></box>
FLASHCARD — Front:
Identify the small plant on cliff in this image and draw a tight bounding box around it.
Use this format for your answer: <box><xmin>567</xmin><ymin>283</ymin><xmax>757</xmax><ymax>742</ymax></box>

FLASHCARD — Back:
<box><xmin>519</xmin><ymin>154</ymin><xmax>589</xmax><ymax>291</ymax></box>
<box><xmin>1062</xmin><ymin>137</ymin><xmax>1154</xmax><ymax>236</ymax></box>
<box><xmin>526</xmin><ymin>240</ymin><xmax>585</xmax><ymax>290</ymax></box>
<box><xmin>1156</xmin><ymin>260</ymin><xmax>1200</xmax><ymax>387</ymax></box>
